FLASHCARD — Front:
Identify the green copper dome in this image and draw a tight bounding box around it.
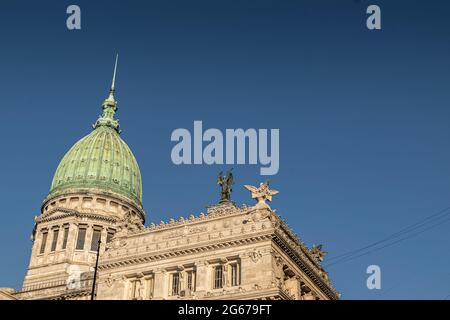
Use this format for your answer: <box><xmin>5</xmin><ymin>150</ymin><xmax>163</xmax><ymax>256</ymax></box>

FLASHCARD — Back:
<box><xmin>48</xmin><ymin>56</ymin><xmax>143</xmax><ymax>209</ymax></box>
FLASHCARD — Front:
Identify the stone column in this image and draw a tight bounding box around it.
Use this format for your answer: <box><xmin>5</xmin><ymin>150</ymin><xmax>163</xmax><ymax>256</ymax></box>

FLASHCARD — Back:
<box><xmin>85</xmin><ymin>225</ymin><xmax>93</xmax><ymax>252</ymax></box>
<box><xmin>30</xmin><ymin>227</ymin><xmax>45</xmax><ymax>266</ymax></box>
<box><xmin>144</xmin><ymin>276</ymin><xmax>154</xmax><ymax>299</ymax></box>
<box><xmin>55</xmin><ymin>224</ymin><xmax>63</xmax><ymax>253</ymax></box>
<box><xmin>100</xmin><ymin>227</ymin><xmax>108</xmax><ymax>255</ymax></box>
<box><xmin>67</xmin><ymin>223</ymin><xmax>77</xmax><ymax>257</ymax></box>
<box><xmin>240</xmin><ymin>255</ymin><xmax>252</xmax><ymax>286</ymax></box>
<box><xmin>223</xmin><ymin>263</ymin><xmax>229</xmax><ymax>288</ymax></box>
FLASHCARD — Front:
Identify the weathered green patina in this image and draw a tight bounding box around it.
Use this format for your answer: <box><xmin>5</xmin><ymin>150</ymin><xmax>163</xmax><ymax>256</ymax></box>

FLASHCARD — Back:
<box><xmin>47</xmin><ymin>56</ymin><xmax>143</xmax><ymax>209</ymax></box>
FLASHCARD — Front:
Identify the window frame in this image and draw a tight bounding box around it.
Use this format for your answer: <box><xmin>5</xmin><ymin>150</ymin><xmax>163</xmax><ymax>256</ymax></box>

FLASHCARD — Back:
<box><xmin>39</xmin><ymin>230</ymin><xmax>48</xmax><ymax>254</ymax></box>
<box><xmin>185</xmin><ymin>270</ymin><xmax>196</xmax><ymax>292</ymax></box>
<box><xmin>50</xmin><ymin>228</ymin><xmax>59</xmax><ymax>252</ymax></box>
<box><xmin>75</xmin><ymin>226</ymin><xmax>87</xmax><ymax>250</ymax></box>
<box><xmin>106</xmin><ymin>229</ymin><xmax>115</xmax><ymax>243</ymax></box>
<box><xmin>90</xmin><ymin>227</ymin><xmax>102</xmax><ymax>252</ymax></box>
<box><xmin>171</xmin><ymin>272</ymin><xmax>180</xmax><ymax>296</ymax></box>
<box><xmin>213</xmin><ymin>265</ymin><xmax>223</xmax><ymax>289</ymax></box>
<box><xmin>230</xmin><ymin>263</ymin><xmax>240</xmax><ymax>287</ymax></box>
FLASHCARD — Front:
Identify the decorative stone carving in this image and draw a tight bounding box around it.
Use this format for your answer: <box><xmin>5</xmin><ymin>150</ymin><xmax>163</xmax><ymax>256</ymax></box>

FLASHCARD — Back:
<box><xmin>161</xmin><ymin>226</ymin><xmax>208</xmax><ymax>239</ymax></box>
<box><xmin>105</xmin><ymin>274</ymin><xmax>115</xmax><ymax>287</ymax></box>
<box><xmin>114</xmin><ymin>211</ymin><xmax>144</xmax><ymax>238</ymax></box>
<box><xmin>248</xmin><ymin>249</ymin><xmax>263</xmax><ymax>263</ymax></box>
<box><xmin>271</xmin><ymin>253</ymin><xmax>286</xmax><ymax>286</ymax></box>
<box><xmin>310</xmin><ymin>244</ymin><xmax>327</xmax><ymax>263</ymax></box>
<box><xmin>248</xmin><ymin>208</ymin><xmax>271</xmax><ymax>222</ymax></box>
<box><xmin>207</xmin><ymin>202</ymin><xmax>236</xmax><ymax>216</ymax></box>
<box><xmin>107</xmin><ymin>238</ymin><xmax>128</xmax><ymax>250</ymax></box>
<box><xmin>244</xmin><ymin>181</ymin><xmax>279</xmax><ymax>210</ymax></box>
<box><xmin>162</xmin><ymin>227</ymin><xmax>187</xmax><ymax>239</ymax></box>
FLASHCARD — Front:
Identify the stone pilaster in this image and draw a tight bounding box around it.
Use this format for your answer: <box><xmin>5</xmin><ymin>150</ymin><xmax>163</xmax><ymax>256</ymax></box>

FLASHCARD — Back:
<box><xmin>153</xmin><ymin>269</ymin><xmax>167</xmax><ymax>299</ymax></box>
<box><xmin>194</xmin><ymin>260</ymin><xmax>210</xmax><ymax>295</ymax></box>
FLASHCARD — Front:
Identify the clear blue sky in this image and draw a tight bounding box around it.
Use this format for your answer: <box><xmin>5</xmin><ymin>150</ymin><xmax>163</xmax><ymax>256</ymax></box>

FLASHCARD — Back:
<box><xmin>0</xmin><ymin>0</ymin><xmax>449</xmax><ymax>299</ymax></box>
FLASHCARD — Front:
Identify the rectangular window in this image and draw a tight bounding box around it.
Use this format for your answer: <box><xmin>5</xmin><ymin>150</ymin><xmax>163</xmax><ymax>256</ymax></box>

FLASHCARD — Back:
<box><xmin>214</xmin><ymin>266</ymin><xmax>223</xmax><ymax>289</ymax></box>
<box><xmin>76</xmin><ymin>226</ymin><xmax>86</xmax><ymax>250</ymax></box>
<box><xmin>172</xmin><ymin>273</ymin><xmax>180</xmax><ymax>296</ymax></box>
<box><xmin>187</xmin><ymin>272</ymin><xmax>193</xmax><ymax>291</ymax></box>
<box><xmin>90</xmin><ymin>229</ymin><xmax>102</xmax><ymax>251</ymax></box>
<box><xmin>231</xmin><ymin>264</ymin><xmax>239</xmax><ymax>287</ymax></box>
<box><xmin>50</xmin><ymin>229</ymin><xmax>59</xmax><ymax>252</ymax></box>
<box><xmin>39</xmin><ymin>231</ymin><xmax>48</xmax><ymax>254</ymax></box>
<box><xmin>106</xmin><ymin>230</ymin><xmax>115</xmax><ymax>243</ymax></box>
<box><xmin>61</xmin><ymin>226</ymin><xmax>69</xmax><ymax>249</ymax></box>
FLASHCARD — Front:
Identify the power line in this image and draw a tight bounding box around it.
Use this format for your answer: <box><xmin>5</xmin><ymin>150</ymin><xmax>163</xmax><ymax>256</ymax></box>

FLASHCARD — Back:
<box><xmin>326</xmin><ymin>206</ymin><xmax>450</xmax><ymax>262</ymax></box>
<box><xmin>325</xmin><ymin>215</ymin><xmax>450</xmax><ymax>267</ymax></box>
<box><xmin>324</xmin><ymin>209</ymin><xmax>450</xmax><ymax>268</ymax></box>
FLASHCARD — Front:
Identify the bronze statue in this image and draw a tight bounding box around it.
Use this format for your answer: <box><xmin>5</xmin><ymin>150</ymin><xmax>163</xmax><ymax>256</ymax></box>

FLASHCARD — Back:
<box><xmin>217</xmin><ymin>169</ymin><xmax>234</xmax><ymax>203</ymax></box>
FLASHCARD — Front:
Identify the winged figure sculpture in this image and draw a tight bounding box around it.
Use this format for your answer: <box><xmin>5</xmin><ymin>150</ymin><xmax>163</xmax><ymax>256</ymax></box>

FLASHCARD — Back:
<box><xmin>244</xmin><ymin>181</ymin><xmax>279</xmax><ymax>209</ymax></box>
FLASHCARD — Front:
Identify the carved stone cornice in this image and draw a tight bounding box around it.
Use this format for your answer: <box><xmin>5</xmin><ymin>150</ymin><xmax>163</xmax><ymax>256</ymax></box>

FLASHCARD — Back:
<box><xmin>272</xmin><ymin>232</ymin><xmax>339</xmax><ymax>300</ymax></box>
<box><xmin>52</xmin><ymin>290</ymin><xmax>90</xmax><ymax>300</ymax></box>
<box><xmin>36</xmin><ymin>207</ymin><xmax>119</xmax><ymax>224</ymax></box>
<box><xmin>270</xmin><ymin>213</ymin><xmax>321</xmax><ymax>268</ymax></box>
<box><xmin>201</xmin><ymin>283</ymin><xmax>294</xmax><ymax>300</ymax></box>
<box><xmin>98</xmin><ymin>233</ymin><xmax>273</xmax><ymax>270</ymax></box>
<box><xmin>127</xmin><ymin>204</ymin><xmax>250</xmax><ymax>237</ymax></box>
<box><xmin>42</xmin><ymin>188</ymin><xmax>145</xmax><ymax>221</ymax></box>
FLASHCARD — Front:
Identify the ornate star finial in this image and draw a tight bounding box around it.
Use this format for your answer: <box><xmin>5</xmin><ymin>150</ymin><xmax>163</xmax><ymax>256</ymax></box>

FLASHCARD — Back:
<box><xmin>244</xmin><ymin>180</ymin><xmax>279</xmax><ymax>210</ymax></box>
<box><xmin>311</xmin><ymin>244</ymin><xmax>328</xmax><ymax>262</ymax></box>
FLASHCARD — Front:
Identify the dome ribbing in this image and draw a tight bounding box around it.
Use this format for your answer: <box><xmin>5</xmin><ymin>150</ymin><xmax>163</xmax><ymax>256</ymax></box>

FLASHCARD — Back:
<box><xmin>47</xmin><ymin>55</ymin><xmax>143</xmax><ymax>209</ymax></box>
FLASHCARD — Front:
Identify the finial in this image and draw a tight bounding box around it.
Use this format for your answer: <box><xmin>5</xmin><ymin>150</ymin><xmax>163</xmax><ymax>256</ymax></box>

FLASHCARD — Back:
<box><xmin>244</xmin><ymin>181</ymin><xmax>279</xmax><ymax>210</ymax></box>
<box><xmin>311</xmin><ymin>244</ymin><xmax>328</xmax><ymax>263</ymax></box>
<box><xmin>106</xmin><ymin>54</ymin><xmax>118</xmax><ymax>102</ymax></box>
<box><xmin>93</xmin><ymin>55</ymin><xmax>121</xmax><ymax>132</ymax></box>
<box><xmin>111</xmin><ymin>53</ymin><xmax>118</xmax><ymax>93</ymax></box>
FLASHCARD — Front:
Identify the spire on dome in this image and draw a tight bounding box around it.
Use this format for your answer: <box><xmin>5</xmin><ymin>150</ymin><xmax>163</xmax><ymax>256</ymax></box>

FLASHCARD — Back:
<box><xmin>93</xmin><ymin>54</ymin><xmax>121</xmax><ymax>133</ymax></box>
<box><xmin>107</xmin><ymin>54</ymin><xmax>118</xmax><ymax>102</ymax></box>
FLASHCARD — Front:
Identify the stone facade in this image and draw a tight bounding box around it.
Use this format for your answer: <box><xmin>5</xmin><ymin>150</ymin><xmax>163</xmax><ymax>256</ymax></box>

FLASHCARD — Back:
<box><xmin>6</xmin><ymin>190</ymin><xmax>339</xmax><ymax>300</ymax></box>
<box><xmin>96</xmin><ymin>201</ymin><xmax>339</xmax><ymax>300</ymax></box>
